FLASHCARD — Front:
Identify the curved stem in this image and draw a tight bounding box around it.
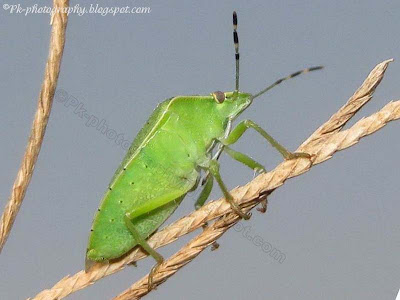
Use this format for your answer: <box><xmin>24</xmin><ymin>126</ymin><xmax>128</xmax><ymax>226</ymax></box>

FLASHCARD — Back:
<box><xmin>0</xmin><ymin>0</ymin><xmax>69</xmax><ymax>253</ymax></box>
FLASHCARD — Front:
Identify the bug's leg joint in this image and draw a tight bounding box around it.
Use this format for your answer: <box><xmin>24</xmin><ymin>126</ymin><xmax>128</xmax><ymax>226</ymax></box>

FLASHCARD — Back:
<box><xmin>208</xmin><ymin>160</ymin><xmax>220</xmax><ymax>173</ymax></box>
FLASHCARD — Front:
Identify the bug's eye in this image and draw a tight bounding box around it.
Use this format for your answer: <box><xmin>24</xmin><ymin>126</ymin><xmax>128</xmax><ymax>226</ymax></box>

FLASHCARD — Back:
<box><xmin>212</xmin><ymin>91</ymin><xmax>225</xmax><ymax>103</ymax></box>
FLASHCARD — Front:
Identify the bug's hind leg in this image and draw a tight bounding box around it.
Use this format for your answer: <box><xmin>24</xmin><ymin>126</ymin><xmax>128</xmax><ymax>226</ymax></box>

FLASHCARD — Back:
<box><xmin>123</xmin><ymin>191</ymin><xmax>187</xmax><ymax>289</ymax></box>
<box><xmin>124</xmin><ymin>216</ymin><xmax>163</xmax><ymax>290</ymax></box>
<box><xmin>207</xmin><ymin>159</ymin><xmax>251</xmax><ymax>220</ymax></box>
<box><xmin>194</xmin><ymin>174</ymin><xmax>219</xmax><ymax>250</ymax></box>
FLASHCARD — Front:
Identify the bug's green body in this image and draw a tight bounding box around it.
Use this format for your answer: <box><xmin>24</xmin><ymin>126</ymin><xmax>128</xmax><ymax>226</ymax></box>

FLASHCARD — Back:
<box><xmin>87</xmin><ymin>93</ymin><xmax>252</xmax><ymax>261</ymax></box>
<box><xmin>86</xmin><ymin>13</ymin><xmax>322</xmax><ymax>288</ymax></box>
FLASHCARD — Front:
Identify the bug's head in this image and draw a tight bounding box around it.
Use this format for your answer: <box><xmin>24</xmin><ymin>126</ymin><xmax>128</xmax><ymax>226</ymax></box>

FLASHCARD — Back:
<box><xmin>225</xmin><ymin>11</ymin><xmax>323</xmax><ymax>119</ymax></box>
<box><xmin>210</xmin><ymin>90</ymin><xmax>252</xmax><ymax>120</ymax></box>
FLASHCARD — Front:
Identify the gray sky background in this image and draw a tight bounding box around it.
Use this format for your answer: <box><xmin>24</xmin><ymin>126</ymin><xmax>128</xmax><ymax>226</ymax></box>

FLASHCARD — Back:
<box><xmin>1</xmin><ymin>1</ymin><xmax>400</xmax><ymax>299</ymax></box>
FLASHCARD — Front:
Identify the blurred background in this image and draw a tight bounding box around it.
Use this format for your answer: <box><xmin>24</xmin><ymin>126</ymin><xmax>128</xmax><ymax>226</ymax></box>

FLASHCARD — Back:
<box><xmin>1</xmin><ymin>1</ymin><xmax>399</xmax><ymax>299</ymax></box>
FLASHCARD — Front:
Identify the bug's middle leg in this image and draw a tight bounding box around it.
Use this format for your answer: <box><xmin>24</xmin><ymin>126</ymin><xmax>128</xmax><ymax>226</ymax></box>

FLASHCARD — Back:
<box><xmin>206</xmin><ymin>159</ymin><xmax>251</xmax><ymax>220</ymax></box>
<box><xmin>222</xmin><ymin>145</ymin><xmax>273</xmax><ymax>214</ymax></box>
<box><xmin>222</xmin><ymin>119</ymin><xmax>311</xmax><ymax>160</ymax></box>
<box><xmin>223</xmin><ymin>145</ymin><xmax>266</xmax><ymax>173</ymax></box>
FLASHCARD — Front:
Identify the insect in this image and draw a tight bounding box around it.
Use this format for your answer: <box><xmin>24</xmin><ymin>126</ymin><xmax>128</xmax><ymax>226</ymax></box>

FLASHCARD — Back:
<box><xmin>86</xmin><ymin>11</ymin><xmax>322</xmax><ymax>289</ymax></box>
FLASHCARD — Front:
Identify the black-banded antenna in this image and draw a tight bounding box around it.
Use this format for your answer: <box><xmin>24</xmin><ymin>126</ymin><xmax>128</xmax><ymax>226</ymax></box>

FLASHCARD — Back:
<box><xmin>233</xmin><ymin>11</ymin><xmax>240</xmax><ymax>93</ymax></box>
<box><xmin>253</xmin><ymin>66</ymin><xmax>324</xmax><ymax>99</ymax></box>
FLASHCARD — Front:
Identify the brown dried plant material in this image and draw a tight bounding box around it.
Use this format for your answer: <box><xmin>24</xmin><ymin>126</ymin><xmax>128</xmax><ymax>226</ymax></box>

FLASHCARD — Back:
<box><xmin>0</xmin><ymin>0</ymin><xmax>69</xmax><ymax>253</ymax></box>
<box><xmin>31</xmin><ymin>59</ymin><xmax>398</xmax><ymax>300</ymax></box>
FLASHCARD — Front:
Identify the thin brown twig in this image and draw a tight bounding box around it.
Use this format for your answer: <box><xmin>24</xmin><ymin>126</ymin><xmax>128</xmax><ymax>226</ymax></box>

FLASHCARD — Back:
<box><xmin>30</xmin><ymin>59</ymin><xmax>395</xmax><ymax>300</ymax></box>
<box><xmin>0</xmin><ymin>0</ymin><xmax>69</xmax><ymax>253</ymax></box>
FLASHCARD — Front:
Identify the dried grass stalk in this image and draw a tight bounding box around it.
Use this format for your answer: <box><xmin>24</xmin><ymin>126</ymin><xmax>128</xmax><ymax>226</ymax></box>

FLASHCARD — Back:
<box><xmin>31</xmin><ymin>59</ymin><xmax>397</xmax><ymax>300</ymax></box>
<box><xmin>0</xmin><ymin>0</ymin><xmax>69</xmax><ymax>253</ymax></box>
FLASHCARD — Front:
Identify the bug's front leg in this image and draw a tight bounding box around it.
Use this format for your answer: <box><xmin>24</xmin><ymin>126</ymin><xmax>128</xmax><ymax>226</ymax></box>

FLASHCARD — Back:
<box><xmin>222</xmin><ymin>119</ymin><xmax>312</xmax><ymax>160</ymax></box>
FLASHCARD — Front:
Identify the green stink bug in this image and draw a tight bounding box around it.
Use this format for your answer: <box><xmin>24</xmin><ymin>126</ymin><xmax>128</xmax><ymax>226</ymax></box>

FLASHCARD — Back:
<box><xmin>86</xmin><ymin>11</ymin><xmax>322</xmax><ymax>288</ymax></box>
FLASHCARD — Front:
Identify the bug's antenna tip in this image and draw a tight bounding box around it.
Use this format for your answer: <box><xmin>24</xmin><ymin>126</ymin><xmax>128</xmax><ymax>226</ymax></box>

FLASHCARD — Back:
<box><xmin>311</xmin><ymin>65</ymin><xmax>324</xmax><ymax>71</ymax></box>
<box><xmin>253</xmin><ymin>65</ymin><xmax>324</xmax><ymax>99</ymax></box>
<box><xmin>232</xmin><ymin>11</ymin><xmax>239</xmax><ymax>92</ymax></box>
